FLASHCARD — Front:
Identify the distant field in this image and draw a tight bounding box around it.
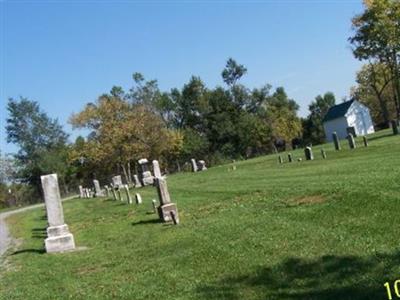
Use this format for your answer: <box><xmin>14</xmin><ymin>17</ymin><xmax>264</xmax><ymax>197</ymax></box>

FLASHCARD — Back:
<box><xmin>1</xmin><ymin>129</ymin><xmax>399</xmax><ymax>300</ymax></box>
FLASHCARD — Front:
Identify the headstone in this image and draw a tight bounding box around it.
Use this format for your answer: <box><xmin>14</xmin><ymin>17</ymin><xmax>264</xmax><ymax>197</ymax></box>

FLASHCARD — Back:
<box><xmin>332</xmin><ymin>132</ymin><xmax>341</xmax><ymax>151</ymax></box>
<box><xmin>85</xmin><ymin>188</ymin><xmax>90</xmax><ymax>198</ymax></box>
<box><xmin>198</xmin><ymin>160</ymin><xmax>207</xmax><ymax>171</ymax></box>
<box><xmin>124</xmin><ymin>185</ymin><xmax>132</xmax><ymax>204</ymax></box>
<box><xmin>104</xmin><ymin>185</ymin><xmax>110</xmax><ymax>197</ymax></box>
<box><xmin>321</xmin><ymin>149</ymin><xmax>327</xmax><ymax>159</ymax></box>
<box><xmin>278</xmin><ymin>155</ymin><xmax>283</xmax><ymax>164</ymax></box>
<box><xmin>155</xmin><ymin>177</ymin><xmax>179</xmax><ymax>223</ymax></box>
<box><xmin>93</xmin><ymin>180</ymin><xmax>104</xmax><ymax>197</ymax></box>
<box><xmin>133</xmin><ymin>174</ymin><xmax>142</xmax><ymax>188</ymax></box>
<box><xmin>391</xmin><ymin>120</ymin><xmax>399</xmax><ymax>135</ymax></box>
<box><xmin>79</xmin><ymin>185</ymin><xmax>85</xmax><ymax>198</ymax></box>
<box><xmin>152</xmin><ymin>160</ymin><xmax>162</xmax><ymax>179</ymax></box>
<box><xmin>363</xmin><ymin>136</ymin><xmax>368</xmax><ymax>147</ymax></box>
<box><xmin>346</xmin><ymin>126</ymin><xmax>357</xmax><ymax>137</ymax></box>
<box><xmin>190</xmin><ymin>158</ymin><xmax>198</xmax><ymax>172</ymax></box>
<box><xmin>288</xmin><ymin>153</ymin><xmax>293</xmax><ymax>163</ymax></box>
<box><xmin>41</xmin><ymin>174</ymin><xmax>75</xmax><ymax>253</ymax></box>
<box><xmin>304</xmin><ymin>147</ymin><xmax>314</xmax><ymax>160</ymax></box>
<box><xmin>112</xmin><ymin>175</ymin><xmax>123</xmax><ymax>188</ymax></box>
<box><xmin>138</xmin><ymin>158</ymin><xmax>154</xmax><ymax>186</ymax></box>
<box><xmin>135</xmin><ymin>193</ymin><xmax>142</xmax><ymax>204</ymax></box>
<box><xmin>347</xmin><ymin>133</ymin><xmax>356</xmax><ymax>149</ymax></box>
<box><xmin>111</xmin><ymin>186</ymin><xmax>117</xmax><ymax>200</ymax></box>
<box><xmin>117</xmin><ymin>188</ymin><xmax>122</xmax><ymax>201</ymax></box>
<box><xmin>152</xmin><ymin>199</ymin><xmax>157</xmax><ymax>213</ymax></box>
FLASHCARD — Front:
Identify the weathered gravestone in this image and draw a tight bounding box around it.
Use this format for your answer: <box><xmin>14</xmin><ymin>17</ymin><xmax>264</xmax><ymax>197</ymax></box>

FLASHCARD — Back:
<box><xmin>288</xmin><ymin>153</ymin><xmax>293</xmax><ymax>163</ymax></box>
<box><xmin>111</xmin><ymin>185</ymin><xmax>117</xmax><ymax>200</ymax></box>
<box><xmin>332</xmin><ymin>132</ymin><xmax>341</xmax><ymax>151</ymax></box>
<box><xmin>391</xmin><ymin>120</ymin><xmax>399</xmax><ymax>135</ymax></box>
<box><xmin>135</xmin><ymin>193</ymin><xmax>142</xmax><ymax>204</ymax></box>
<box><xmin>152</xmin><ymin>160</ymin><xmax>162</xmax><ymax>179</ymax></box>
<box><xmin>152</xmin><ymin>199</ymin><xmax>157</xmax><ymax>213</ymax></box>
<box><xmin>304</xmin><ymin>147</ymin><xmax>314</xmax><ymax>161</ymax></box>
<box><xmin>347</xmin><ymin>133</ymin><xmax>356</xmax><ymax>149</ymax></box>
<box><xmin>85</xmin><ymin>188</ymin><xmax>90</xmax><ymax>198</ymax></box>
<box><xmin>79</xmin><ymin>185</ymin><xmax>85</xmax><ymax>198</ymax></box>
<box><xmin>112</xmin><ymin>175</ymin><xmax>123</xmax><ymax>188</ymax></box>
<box><xmin>138</xmin><ymin>158</ymin><xmax>154</xmax><ymax>186</ymax></box>
<box><xmin>93</xmin><ymin>180</ymin><xmax>104</xmax><ymax>197</ymax></box>
<box><xmin>321</xmin><ymin>149</ymin><xmax>327</xmax><ymax>159</ymax></box>
<box><xmin>133</xmin><ymin>174</ymin><xmax>142</xmax><ymax>188</ymax></box>
<box><xmin>155</xmin><ymin>177</ymin><xmax>179</xmax><ymax>223</ymax></box>
<box><xmin>278</xmin><ymin>155</ymin><xmax>283</xmax><ymax>164</ymax></box>
<box><xmin>41</xmin><ymin>174</ymin><xmax>75</xmax><ymax>253</ymax></box>
<box><xmin>190</xmin><ymin>158</ymin><xmax>198</xmax><ymax>172</ymax></box>
<box><xmin>124</xmin><ymin>184</ymin><xmax>132</xmax><ymax>204</ymax></box>
<box><xmin>346</xmin><ymin>126</ymin><xmax>357</xmax><ymax>137</ymax></box>
<box><xmin>117</xmin><ymin>187</ymin><xmax>122</xmax><ymax>201</ymax></box>
<box><xmin>104</xmin><ymin>185</ymin><xmax>110</xmax><ymax>197</ymax></box>
<box><xmin>363</xmin><ymin>136</ymin><xmax>368</xmax><ymax>147</ymax></box>
<box><xmin>198</xmin><ymin>160</ymin><xmax>207</xmax><ymax>171</ymax></box>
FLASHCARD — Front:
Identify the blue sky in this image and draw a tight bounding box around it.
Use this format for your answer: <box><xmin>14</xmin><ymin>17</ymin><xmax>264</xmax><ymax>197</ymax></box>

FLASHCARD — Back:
<box><xmin>1</xmin><ymin>0</ymin><xmax>363</xmax><ymax>154</ymax></box>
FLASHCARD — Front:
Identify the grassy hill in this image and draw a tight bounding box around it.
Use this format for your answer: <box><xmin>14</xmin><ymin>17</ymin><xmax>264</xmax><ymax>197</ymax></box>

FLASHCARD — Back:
<box><xmin>1</xmin><ymin>129</ymin><xmax>399</xmax><ymax>300</ymax></box>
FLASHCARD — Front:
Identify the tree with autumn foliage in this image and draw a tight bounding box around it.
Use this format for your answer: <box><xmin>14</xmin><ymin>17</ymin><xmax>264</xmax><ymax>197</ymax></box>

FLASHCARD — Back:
<box><xmin>69</xmin><ymin>86</ymin><xmax>183</xmax><ymax>183</ymax></box>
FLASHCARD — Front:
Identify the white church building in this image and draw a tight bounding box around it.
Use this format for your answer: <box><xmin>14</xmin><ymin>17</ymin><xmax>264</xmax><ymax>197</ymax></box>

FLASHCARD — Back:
<box><xmin>323</xmin><ymin>99</ymin><xmax>375</xmax><ymax>142</ymax></box>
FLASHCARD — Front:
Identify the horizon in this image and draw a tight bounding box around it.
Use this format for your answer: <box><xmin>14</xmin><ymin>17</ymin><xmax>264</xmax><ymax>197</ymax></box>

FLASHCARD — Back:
<box><xmin>1</xmin><ymin>0</ymin><xmax>364</xmax><ymax>154</ymax></box>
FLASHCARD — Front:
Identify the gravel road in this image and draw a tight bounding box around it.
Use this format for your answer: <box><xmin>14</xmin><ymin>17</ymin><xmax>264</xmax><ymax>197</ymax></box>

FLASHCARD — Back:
<box><xmin>0</xmin><ymin>195</ymin><xmax>78</xmax><ymax>257</ymax></box>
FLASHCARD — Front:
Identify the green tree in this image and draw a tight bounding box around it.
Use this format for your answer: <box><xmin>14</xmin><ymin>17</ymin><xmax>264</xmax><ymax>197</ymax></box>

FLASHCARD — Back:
<box><xmin>349</xmin><ymin>0</ymin><xmax>400</xmax><ymax>117</ymax></box>
<box><xmin>222</xmin><ymin>58</ymin><xmax>247</xmax><ymax>87</ymax></box>
<box><xmin>303</xmin><ymin>92</ymin><xmax>336</xmax><ymax>145</ymax></box>
<box><xmin>6</xmin><ymin>97</ymin><xmax>69</xmax><ymax>196</ymax></box>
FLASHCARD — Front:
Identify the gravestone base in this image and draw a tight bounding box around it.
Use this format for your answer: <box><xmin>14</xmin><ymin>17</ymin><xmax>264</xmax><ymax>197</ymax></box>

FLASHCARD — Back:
<box><xmin>158</xmin><ymin>203</ymin><xmax>179</xmax><ymax>223</ymax></box>
<box><xmin>95</xmin><ymin>192</ymin><xmax>105</xmax><ymax>197</ymax></box>
<box><xmin>142</xmin><ymin>171</ymin><xmax>154</xmax><ymax>186</ymax></box>
<box><xmin>45</xmin><ymin>224</ymin><xmax>75</xmax><ymax>253</ymax></box>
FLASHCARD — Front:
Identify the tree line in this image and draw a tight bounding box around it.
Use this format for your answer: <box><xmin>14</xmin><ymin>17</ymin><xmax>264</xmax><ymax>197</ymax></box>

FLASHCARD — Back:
<box><xmin>1</xmin><ymin>0</ymin><xmax>399</xmax><ymax>208</ymax></box>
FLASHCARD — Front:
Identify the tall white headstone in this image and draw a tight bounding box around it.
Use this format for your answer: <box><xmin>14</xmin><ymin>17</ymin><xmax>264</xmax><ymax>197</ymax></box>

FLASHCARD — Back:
<box><xmin>124</xmin><ymin>184</ymin><xmax>132</xmax><ymax>204</ymax></box>
<box><xmin>93</xmin><ymin>179</ymin><xmax>104</xmax><ymax>197</ymax></box>
<box><xmin>135</xmin><ymin>193</ymin><xmax>142</xmax><ymax>204</ymax></box>
<box><xmin>155</xmin><ymin>177</ymin><xmax>179</xmax><ymax>223</ymax></box>
<box><xmin>112</xmin><ymin>175</ymin><xmax>123</xmax><ymax>188</ymax></box>
<box><xmin>41</xmin><ymin>174</ymin><xmax>75</xmax><ymax>253</ymax></box>
<box><xmin>133</xmin><ymin>174</ymin><xmax>142</xmax><ymax>188</ymax></box>
<box><xmin>152</xmin><ymin>160</ymin><xmax>162</xmax><ymax>178</ymax></box>
<box><xmin>79</xmin><ymin>185</ymin><xmax>85</xmax><ymax>198</ymax></box>
<box><xmin>191</xmin><ymin>159</ymin><xmax>198</xmax><ymax>172</ymax></box>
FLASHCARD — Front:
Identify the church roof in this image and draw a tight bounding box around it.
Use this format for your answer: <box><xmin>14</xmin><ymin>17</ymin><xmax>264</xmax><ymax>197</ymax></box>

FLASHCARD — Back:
<box><xmin>322</xmin><ymin>99</ymin><xmax>355</xmax><ymax>122</ymax></box>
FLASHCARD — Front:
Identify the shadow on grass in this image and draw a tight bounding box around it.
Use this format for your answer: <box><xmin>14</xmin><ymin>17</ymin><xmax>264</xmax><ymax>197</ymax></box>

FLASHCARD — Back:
<box><xmin>31</xmin><ymin>227</ymin><xmax>47</xmax><ymax>239</ymax></box>
<box><xmin>131</xmin><ymin>219</ymin><xmax>161</xmax><ymax>226</ymax></box>
<box><xmin>366</xmin><ymin>132</ymin><xmax>394</xmax><ymax>142</ymax></box>
<box><xmin>12</xmin><ymin>248</ymin><xmax>45</xmax><ymax>255</ymax></box>
<box><xmin>104</xmin><ymin>199</ymin><xmax>116</xmax><ymax>202</ymax></box>
<box><xmin>38</xmin><ymin>215</ymin><xmax>47</xmax><ymax>221</ymax></box>
<box><xmin>196</xmin><ymin>251</ymin><xmax>400</xmax><ymax>300</ymax></box>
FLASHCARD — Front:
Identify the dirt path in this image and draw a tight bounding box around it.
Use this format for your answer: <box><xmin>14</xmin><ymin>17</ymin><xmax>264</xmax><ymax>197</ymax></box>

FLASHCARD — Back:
<box><xmin>0</xmin><ymin>195</ymin><xmax>78</xmax><ymax>257</ymax></box>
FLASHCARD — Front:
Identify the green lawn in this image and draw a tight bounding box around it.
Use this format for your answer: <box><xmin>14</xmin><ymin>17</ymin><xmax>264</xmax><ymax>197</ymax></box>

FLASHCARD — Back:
<box><xmin>1</xmin><ymin>129</ymin><xmax>399</xmax><ymax>300</ymax></box>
